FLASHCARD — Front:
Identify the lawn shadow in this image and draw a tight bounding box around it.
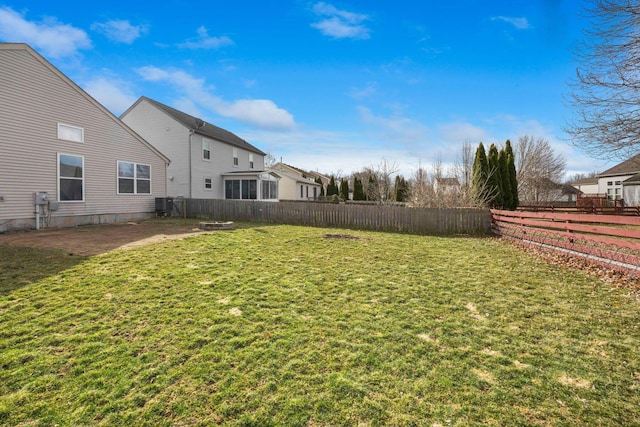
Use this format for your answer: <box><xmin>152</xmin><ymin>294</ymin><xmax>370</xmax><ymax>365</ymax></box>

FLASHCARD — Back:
<box><xmin>0</xmin><ymin>245</ymin><xmax>86</xmax><ymax>296</ymax></box>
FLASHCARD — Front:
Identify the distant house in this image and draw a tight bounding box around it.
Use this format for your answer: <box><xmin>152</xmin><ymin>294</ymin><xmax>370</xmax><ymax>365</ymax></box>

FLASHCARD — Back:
<box><xmin>121</xmin><ymin>97</ymin><xmax>278</xmax><ymax>201</ymax></box>
<box><xmin>434</xmin><ymin>177</ymin><xmax>460</xmax><ymax>194</ymax></box>
<box><xmin>595</xmin><ymin>155</ymin><xmax>640</xmax><ymax>205</ymax></box>
<box><xmin>573</xmin><ymin>176</ymin><xmax>599</xmax><ymax>195</ymax></box>
<box><xmin>519</xmin><ymin>178</ymin><xmax>580</xmax><ymax>205</ymax></box>
<box><xmin>270</xmin><ymin>162</ymin><xmax>323</xmax><ymax>200</ymax></box>
<box><xmin>0</xmin><ymin>43</ymin><xmax>169</xmax><ymax>233</ymax></box>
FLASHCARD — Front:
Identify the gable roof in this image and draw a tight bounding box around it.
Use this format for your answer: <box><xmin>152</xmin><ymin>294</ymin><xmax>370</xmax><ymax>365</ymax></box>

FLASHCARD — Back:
<box><xmin>268</xmin><ymin>168</ymin><xmax>322</xmax><ymax>185</ymax></box>
<box><xmin>0</xmin><ymin>43</ymin><xmax>170</xmax><ymax>164</ymax></box>
<box><xmin>124</xmin><ymin>96</ymin><xmax>266</xmax><ymax>156</ymax></box>
<box><xmin>599</xmin><ymin>154</ymin><xmax>640</xmax><ymax>177</ymax></box>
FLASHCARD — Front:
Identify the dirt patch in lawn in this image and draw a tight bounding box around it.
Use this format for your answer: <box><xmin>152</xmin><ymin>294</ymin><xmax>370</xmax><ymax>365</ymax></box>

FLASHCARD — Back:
<box><xmin>0</xmin><ymin>220</ymin><xmax>210</xmax><ymax>256</ymax></box>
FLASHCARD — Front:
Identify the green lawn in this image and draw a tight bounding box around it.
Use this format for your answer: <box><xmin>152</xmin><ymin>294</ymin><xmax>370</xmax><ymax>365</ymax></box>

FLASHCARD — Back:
<box><xmin>1</xmin><ymin>223</ymin><xmax>639</xmax><ymax>426</ymax></box>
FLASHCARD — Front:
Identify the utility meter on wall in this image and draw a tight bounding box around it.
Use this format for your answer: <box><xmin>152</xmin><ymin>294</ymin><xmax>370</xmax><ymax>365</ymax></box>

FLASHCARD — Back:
<box><xmin>35</xmin><ymin>192</ymin><xmax>48</xmax><ymax>205</ymax></box>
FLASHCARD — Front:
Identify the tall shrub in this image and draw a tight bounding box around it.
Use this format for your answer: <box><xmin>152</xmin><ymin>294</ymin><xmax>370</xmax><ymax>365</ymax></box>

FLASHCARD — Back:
<box><xmin>472</xmin><ymin>143</ymin><xmax>490</xmax><ymax>206</ymax></box>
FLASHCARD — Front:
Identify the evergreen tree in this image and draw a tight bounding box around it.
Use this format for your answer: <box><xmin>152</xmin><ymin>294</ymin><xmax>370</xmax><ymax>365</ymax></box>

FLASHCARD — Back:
<box><xmin>499</xmin><ymin>147</ymin><xmax>512</xmax><ymax>210</ymax></box>
<box><xmin>471</xmin><ymin>143</ymin><xmax>490</xmax><ymax>206</ymax></box>
<box><xmin>367</xmin><ymin>175</ymin><xmax>376</xmax><ymax>201</ymax></box>
<box><xmin>315</xmin><ymin>177</ymin><xmax>325</xmax><ymax>197</ymax></box>
<box><xmin>353</xmin><ymin>177</ymin><xmax>365</xmax><ymax>200</ymax></box>
<box><xmin>327</xmin><ymin>176</ymin><xmax>338</xmax><ymax>196</ymax></box>
<box><xmin>504</xmin><ymin>139</ymin><xmax>518</xmax><ymax>209</ymax></box>
<box><xmin>339</xmin><ymin>178</ymin><xmax>349</xmax><ymax>201</ymax></box>
<box><xmin>394</xmin><ymin>175</ymin><xmax>409</xmax><ymax>202</ymax></box>
<box><xmin>487</xmin><ymin>144</ymin><xmax>503</xmax><ymax>208</ymax></box>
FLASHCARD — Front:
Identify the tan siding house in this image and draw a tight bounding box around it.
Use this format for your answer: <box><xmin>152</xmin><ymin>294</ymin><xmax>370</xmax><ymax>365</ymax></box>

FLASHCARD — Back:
<box><xmin>121</xmin><ymin>97</ymin><xmax>276</xmax><ymax>201</ymax></box>
<box><xmin>270</xmin><ymin>162</ymin><xmax>322</xmax><ymax>200</ymax></box>
<box><xmin>0</xmin><ymin>43</ymin><xmax>169</xmax><ymax>232</ymax></box>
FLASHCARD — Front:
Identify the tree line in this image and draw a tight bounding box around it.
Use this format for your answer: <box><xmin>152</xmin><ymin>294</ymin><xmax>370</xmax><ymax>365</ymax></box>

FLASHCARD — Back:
<box><xmin>317</xmin><ymin>135</ymin><xmax>567</xmax><ymax>209</ymax></box>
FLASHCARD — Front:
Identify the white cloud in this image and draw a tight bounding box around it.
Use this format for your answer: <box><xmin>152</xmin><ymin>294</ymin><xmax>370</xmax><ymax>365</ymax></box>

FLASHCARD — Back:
<box><xmin>358</xmin><ymin>106</ymin><xmax>428</xmax><ymax>147</ymax></box>
<box><xmin>241</xmin><ymin>127</ymin><xmax>419</xmax><ymax>177</ymax></box>
<box><xmin>82</xmin><ymin>77</ymin><xmax>137</xmax><ymax>115</ymax></box>
<box><xmin>135</xmin><ymin>65</ymin><xmax>294</xmax><ymax>131</ymax></box>
<box><xmin>491</xmin><ymin>16</ymin><xmax>531</xmax><ymax>30</ymax></box>
<box><xmin>437</xmin><ymin>122</ymin><xmax>491</xmax><ymax>147</ymax></box>
<box><xmin>0</xmin><ymin>6</ymin><xmax>91</xmax><ymax>58</ymax></box>
<box><xmin>178</xmin><ymin>26</ymin><xmax>234</xmax><ymax>49</ymax></box>
<box><xmin>311</xmin><ymin>2</ymin><xmax>370</xmax><ymax>39</ymax></box>
<box><xmin>91</xmin><ymin>19</ymin><xmax>148</xmax><ymax>44</ymax></box>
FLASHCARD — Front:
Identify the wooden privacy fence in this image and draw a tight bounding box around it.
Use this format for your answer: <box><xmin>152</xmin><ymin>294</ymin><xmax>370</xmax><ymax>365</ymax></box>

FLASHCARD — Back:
<box><xmin>182</xmin><ymin>199</ymin><xmax>491</xmax><ymax>235</ymax></box>
<box><xmin>492</xmin><ymin>209</ymin><xmax>640</xmax><ymax>275</ymax></box>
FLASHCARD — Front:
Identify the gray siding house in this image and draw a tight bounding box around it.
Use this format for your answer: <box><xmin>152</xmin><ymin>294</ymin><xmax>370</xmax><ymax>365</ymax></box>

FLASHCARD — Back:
<box><xmin>121</xmin><ymin>97</ymin><xmax>278</xmax><ymax>201</ymax></box>
<box><xmin>0</xmin><ymin>43</ymin><xmax>169</xmax><ymax>233</ymax></box>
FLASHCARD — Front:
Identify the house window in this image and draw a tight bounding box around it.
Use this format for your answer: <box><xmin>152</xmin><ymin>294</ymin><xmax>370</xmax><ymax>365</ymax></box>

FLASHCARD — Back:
<box><xmin>118</xmin><ymin>161</ymin><xmax>151</xmax><ymax>194</ymax></box>
<box><xmin>57</xmin><ymin>123</ymin><xmax>84</xmax><ymax>143</ymax></box>
<box><xmin>204</xmin><ymin>177</ymin><xmax>213</xmax><ymax>190</ymax></box>
<box><xmin>615</xmin><ymin>180</ymin><xmax>621</xmax><ymax>185</ymax></box>
<box><xmin>203</xmin><ymin>139</ymin><xmax>211</xmax><ymax>160</ymax></box>
<box><xmin>225</xmin><ymin>179</ymin><xmax>257</xmax><ymax>199</ymax></box>
<box><xmin>58</xmin><ymin>153</ymin><xmax>84</xmax><ymax>201</ymax></box>
<box><xmin>233</xmin><ymin>148</ymin><xmax>239</xmax><ymax>166</ymax></box>
<box><xmin>249</xmin><ymin>154</ymin><xmax>254</xmax><ymax>169</ymax></box>
<box><xmin>262</xmin><ymin>180</ymin><xmax>278</xmax><ymax>200</ymax></box>
<box><xmin>300</xmin><ymin>185</ymin><xmax>304</xmax><ymax>198</ymax></box>
<box><xmin>607</xmin><ymin>181</ymin><xmax>613</xmax><ymax>186</ymax></box>
<box><xmin>313</xmin><ymin>187</ymin><xmax>317</xmax><ymax>199</ymax></box>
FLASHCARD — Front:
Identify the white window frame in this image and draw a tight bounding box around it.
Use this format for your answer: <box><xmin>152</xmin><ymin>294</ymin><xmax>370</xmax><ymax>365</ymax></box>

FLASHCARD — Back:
<box><xmin>233</xmin><ymin>148</ymin><xmax>239</xmax><ymax>167</ymax></box>
<box><xmin>204</xmin><ymin>176</ymin><xmax>213</xmax><ymax>191</ymax></box>
<box><xmin>249</xmin><ymin>154</ymin><xmax>254</xmax><ymax>169</ymax></box>
<box><xmin>58</xmin><ymin>153</ymin><xmax>85</xmax><ymax>202</ymax></box>
<box><xmin>117</xmin><ymin>161</ymin><xmax>152</xmax><ymax>195</ymax></box>
<box><xmin>202</xmin><ymin>139</ymin><xmax>211</xmax><ymax>161</ymax></box>
<box><xmin>57</xmin><ymin>123</ymin><xmax>84</xmax><ymax>143</ymax></box>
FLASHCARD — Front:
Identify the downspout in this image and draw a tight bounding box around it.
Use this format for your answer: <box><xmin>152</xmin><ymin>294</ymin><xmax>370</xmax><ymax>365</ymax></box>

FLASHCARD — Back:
<box><xmin>188</xmin><ymin>130</ymin><xmax>194</xmax><ymax>199</ymax></box>
<box><xmin>188</xmin><ymin>119</ymin><xmax>205</xmax><ymax>199</ymax></box>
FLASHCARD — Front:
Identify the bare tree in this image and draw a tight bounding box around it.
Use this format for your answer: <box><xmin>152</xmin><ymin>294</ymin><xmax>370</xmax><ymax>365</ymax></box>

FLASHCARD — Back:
<box><xmin>264</xmin><ymin>153</ymin><xmax>277</xmax><ymax>168</ymax></box>
<box><xmin>515</xmin><ymin>136</ymin><xmax>567</xmax><ymax>204</ymax></box>
<box><xmin>361</xmin><ymin>159</ymin><xmax>399</xmax><ymax>204</ymax></box>
<box><xmin>565</xmin><ymin>0</ymin><xmax>640</xmax><ymax>159</ymax></box>
<box><xmin>408</xmin><ymin>163</ymin><xmax>434</xmax><ymax>208</ymax></box>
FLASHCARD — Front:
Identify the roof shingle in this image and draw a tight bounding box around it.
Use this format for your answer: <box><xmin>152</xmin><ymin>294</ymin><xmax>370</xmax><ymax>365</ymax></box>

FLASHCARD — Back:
<box><xmin>136</xmin><ymin>96</ymin><xmax>266</xmax><ymax>155</ymax></box>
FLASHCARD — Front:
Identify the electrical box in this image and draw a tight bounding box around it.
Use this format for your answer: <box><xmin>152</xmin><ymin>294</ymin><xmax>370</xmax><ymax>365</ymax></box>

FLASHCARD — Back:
<box><xmin>48</xmin><ymin>201</ymin><xmax>59</xmax><ymax>211</ymax></box>
<box><xmin>35</xmin><ymin>192</ymin><xmax>48</xmax><ymax>205</ymax></box>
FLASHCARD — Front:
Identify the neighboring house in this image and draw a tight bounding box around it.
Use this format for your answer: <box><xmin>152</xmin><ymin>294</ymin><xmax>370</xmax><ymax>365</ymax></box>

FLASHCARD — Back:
<box><xmin>573</xmin><ymin>177</ymin><xmax>599</xmax><ymax>195</ymax></box>
<box><xmin>121</xmin><ymin>97</ymin><xmax>277</xmax><ymax>201</ymax></box>
<box><xmin>0</xmin><ymin>43</ymin><xmax>169</xmax><ymax>233</ymax></box>
<box><xmin>596</xmin><ymin>155</ymin><xmax>640</xmax><ymax>204</ymax></box>
<box><xmin>270</xmin><ymin>162</ymin><xmax>323</xmax><ymax>200</ymax></box>
<box><xmin>519</xmin><ymin>178</ymin><xmax>580</xmax><ymax>205</ymax></box>
<box><xmin>434</xmin><ymin>177</ymin><xmax>460</xmax><ymax>194</ymax></box>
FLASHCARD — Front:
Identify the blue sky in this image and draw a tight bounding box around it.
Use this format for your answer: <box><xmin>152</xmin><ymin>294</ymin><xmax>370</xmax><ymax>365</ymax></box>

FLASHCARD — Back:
<box><xmin>0</xmin><ymin>1</ymin><xmax>614</xmax><ymax>178</ymax></box>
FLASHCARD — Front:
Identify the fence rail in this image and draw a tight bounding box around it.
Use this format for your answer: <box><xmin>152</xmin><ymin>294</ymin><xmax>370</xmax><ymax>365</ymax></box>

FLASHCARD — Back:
<box><xmin>517</xmin><ymin>204</ymin><xmax>640</xmax><ymax>216</ymax></box>
<box><xmin>491</xmin><ymin>209</ymin><xmax>640</xmax><ymax>274</ymax></box>
<box><xmin>180</xmin><ymin>199</ymin><xmax>491</xmax><ymax>235</ymax></box>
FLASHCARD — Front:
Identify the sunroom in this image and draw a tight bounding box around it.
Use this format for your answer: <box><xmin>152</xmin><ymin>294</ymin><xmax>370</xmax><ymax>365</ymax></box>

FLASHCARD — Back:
<box><xmin>221</xmin><ymin>171</ymin><xmax>280</xmax><ymax>201</ymax></box>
